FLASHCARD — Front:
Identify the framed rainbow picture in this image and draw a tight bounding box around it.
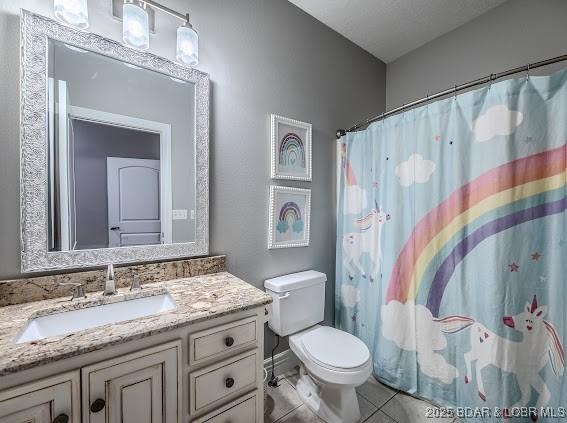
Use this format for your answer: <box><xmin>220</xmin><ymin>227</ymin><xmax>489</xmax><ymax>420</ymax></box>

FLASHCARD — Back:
<box><xmin>270</xmin><ymin>114</ymin><xmax>312</xmax><ymax>181</ymax></box>
<box><xmin>268</xmin><ymin>185</ymin><xmax>311</xmax><ymax>249</ymax></box>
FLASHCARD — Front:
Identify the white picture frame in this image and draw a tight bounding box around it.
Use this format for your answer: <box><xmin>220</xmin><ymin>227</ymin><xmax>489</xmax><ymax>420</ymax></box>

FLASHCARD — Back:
<box><xmin>268</xmin><ymin>185</ymin><xmax>311</xmax><ymax>249</ymax></box>
<box><xmin>270</xmin><ymin>114</ymin><xmax>312</xmax><ymax>181</ymax></box>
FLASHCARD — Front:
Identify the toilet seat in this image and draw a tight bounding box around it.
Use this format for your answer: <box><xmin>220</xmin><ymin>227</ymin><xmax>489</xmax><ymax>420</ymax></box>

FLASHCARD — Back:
<box><xmin>289</xmin><ymin>325</ymin><xmax>373</xmax><ymax>386</ymax></box>
<box><xmin>301</xmin><ymin>326</ymin><xmax>370</xmax><ymax>370</ymax></box>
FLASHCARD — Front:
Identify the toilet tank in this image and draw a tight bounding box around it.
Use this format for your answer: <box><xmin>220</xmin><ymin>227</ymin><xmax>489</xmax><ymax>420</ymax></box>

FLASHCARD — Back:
<box><xmin>264</xmin><ymin>270</ymin><xmax>326</xmax><ymax>336</ymax></box>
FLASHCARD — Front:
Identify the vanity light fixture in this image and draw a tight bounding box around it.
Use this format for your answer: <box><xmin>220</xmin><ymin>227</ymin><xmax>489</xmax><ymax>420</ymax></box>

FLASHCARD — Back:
<box><xmin>176</xmin><ymin>19</ymin><xmax>199</xmax><ymax>66</ymax></box>
<box><xmin>53</xmin><ymin>0</ymin><xmax>89</xmax><ymax>29</ymax></box>
<box><xmin>122</xmin><ymin>0</ymin><xmax>199</xmax><ymax>66</ymax></box>
<box><xmin>122</xmin><ymin>0</ymin><xmax>150</xmax><ymax>50</ymax></box>
<box><xmin>54</xmin><ymin>0</ymin><xmax>199</xmax><ymax>66</ymax></box>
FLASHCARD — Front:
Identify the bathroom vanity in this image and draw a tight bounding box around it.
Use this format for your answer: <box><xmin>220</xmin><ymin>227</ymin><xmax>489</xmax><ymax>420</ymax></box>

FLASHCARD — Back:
<box><xmin>0</xmin><ymin>264</ymin><xmax>272</xmax><ymax>423</ymax></box>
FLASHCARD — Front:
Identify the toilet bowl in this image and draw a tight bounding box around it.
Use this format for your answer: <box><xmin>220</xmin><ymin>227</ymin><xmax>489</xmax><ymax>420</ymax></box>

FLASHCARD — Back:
<box><xmin>265</xmin><ymin>270</ymin><xmax>372</xmax><ymax>423</ymax></box>
<box><xmin>289</xmin><ymin>325</ymin><xmax>372</xmax><ymax>423</ymax></box>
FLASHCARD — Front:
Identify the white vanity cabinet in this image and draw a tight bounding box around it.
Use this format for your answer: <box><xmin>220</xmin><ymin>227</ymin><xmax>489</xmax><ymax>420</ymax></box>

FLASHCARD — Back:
<box><xmin>81</xmin><ymin>341</ymin><xmax>181</xmax><ymax>423</ymax></box>
<box><xmin>0</xmin><ymin>372</ymin><xmax>80</xmax><ymax>423</ymax></box>
<box><xmin>0</xmin><ymin>306</ymin><xmax>266</xmax><ymax>423</ymax></box>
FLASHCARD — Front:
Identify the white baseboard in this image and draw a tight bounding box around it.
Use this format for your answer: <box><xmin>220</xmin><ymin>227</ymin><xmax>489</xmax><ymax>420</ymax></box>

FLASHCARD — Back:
<box><xmin>264</xmin><ymin>349</ymin><xmax>299</xmax><ymax>377</ymax></box>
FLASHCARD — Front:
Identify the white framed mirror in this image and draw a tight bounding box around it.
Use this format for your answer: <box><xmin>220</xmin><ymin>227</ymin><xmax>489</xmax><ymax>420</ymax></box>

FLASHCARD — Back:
<box><xmin>20</xmin><ymin>10</ymin><xmax>209</xmax><ymax>272</ymax></box>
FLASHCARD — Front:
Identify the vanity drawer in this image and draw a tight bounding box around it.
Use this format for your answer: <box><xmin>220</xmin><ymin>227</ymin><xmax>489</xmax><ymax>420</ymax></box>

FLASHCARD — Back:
<box><xmin>189</xmin><ymin>317</ymin><xmax>257</xmax><ymax>364</ymax></box>
<box><xmin>189</xmin><ymin>350</ymin><xmax>258</xmax><ymax>413</ymax></box>
<box><xmin>192</xmin><ymin>391</ymin><xmax>258</xmax><ymax>423</ymax></box>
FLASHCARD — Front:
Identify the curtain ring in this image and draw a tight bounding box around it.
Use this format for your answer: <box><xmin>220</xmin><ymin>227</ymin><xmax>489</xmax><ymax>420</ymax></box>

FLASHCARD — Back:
<box><xmin>454</xmin><ymin>85</ymin><xmax>458</xmax><ymax>100</ymax></box>
<box><xmin>526</xmin><ymin>63</ymin><xmax>531</xmax><ymax>80</ymax></box>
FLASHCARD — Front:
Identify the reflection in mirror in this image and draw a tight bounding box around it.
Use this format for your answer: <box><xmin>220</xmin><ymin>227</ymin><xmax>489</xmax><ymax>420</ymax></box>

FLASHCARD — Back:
<box><xmin>47</xmin><ymin>39</ymin><xmax>196</xmax><ymax>251</ymax></box>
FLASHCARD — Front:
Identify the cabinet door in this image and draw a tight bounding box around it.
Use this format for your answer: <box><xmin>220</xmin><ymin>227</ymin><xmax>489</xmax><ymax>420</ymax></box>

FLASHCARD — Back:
<box><xmin>82</xmin><ymin>341</ymin><xmax>181</xmax><ymax>423</ymax></box>
<box><xmin>0</xmin><ymin>372</ymin><xmax>80</xmax><ymax>423</ymax></box>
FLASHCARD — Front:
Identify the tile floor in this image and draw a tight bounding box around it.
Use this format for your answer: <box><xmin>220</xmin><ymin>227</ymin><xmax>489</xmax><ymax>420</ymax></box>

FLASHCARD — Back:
<box><xmin>265</xmin><ymin>367</ymin><xmax>462</xmax><ymax>423</ymax></box>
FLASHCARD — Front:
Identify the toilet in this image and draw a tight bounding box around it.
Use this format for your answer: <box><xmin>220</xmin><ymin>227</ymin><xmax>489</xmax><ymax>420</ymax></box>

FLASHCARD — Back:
<box><xmin>265</xmin><ymin>270</ymin><xmax>372</xmax><ymax>423</ymax></box>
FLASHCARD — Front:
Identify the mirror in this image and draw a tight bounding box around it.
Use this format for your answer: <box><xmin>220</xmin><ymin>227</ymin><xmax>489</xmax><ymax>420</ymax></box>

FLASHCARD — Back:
<box><xmin>20</xmin><ymin>11</ymin><xmax>209</xmax><ymax>272</ymax></box>
<box><xmin>48</xmin><ymin>39</ymin><xmax>196</xmax><ymax>251</ymax></box>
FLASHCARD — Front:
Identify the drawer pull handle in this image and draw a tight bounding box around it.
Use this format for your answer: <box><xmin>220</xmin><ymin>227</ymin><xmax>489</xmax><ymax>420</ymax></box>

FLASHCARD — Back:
<box><xmin>225</xmin><ymin>336</ymin><xmax>235</xmax><ymax>347</ymax></box>
<box><xmin>53</xmin><ymin>414</ymin><xmax>69</xmax><ymax>423</ymax></box>
<box><xmin>225</xmin><ymin>377</ymin><xmax>235</xmax><ymax>388</ymax></box>
<box><xmin>90</xmin><ymin>398</ymin><xmax>106</xmax><ymax>413</ymax></box>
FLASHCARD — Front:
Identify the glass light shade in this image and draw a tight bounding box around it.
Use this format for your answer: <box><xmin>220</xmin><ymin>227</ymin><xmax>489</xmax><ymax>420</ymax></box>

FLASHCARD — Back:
<box><xmin>176</xmin><ymin>25</ymin><xmax>198</xmax><ymax>66</ymax></box>
<box><xmin>54</xmin><ymin>0</ymin><xmax>89</xmax><ymax>29</ymax></box>
<box><xmin>123</xmin><ymin>2</ymin><xmax>149</xmax><ymax>50</ymax></box>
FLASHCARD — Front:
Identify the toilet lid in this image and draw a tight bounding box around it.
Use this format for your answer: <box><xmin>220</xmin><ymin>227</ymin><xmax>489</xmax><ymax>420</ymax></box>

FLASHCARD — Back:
<box><xmin>301</xmin><ymin>326</ymin><xmax>370</xmax><ymax>370</ymax></box>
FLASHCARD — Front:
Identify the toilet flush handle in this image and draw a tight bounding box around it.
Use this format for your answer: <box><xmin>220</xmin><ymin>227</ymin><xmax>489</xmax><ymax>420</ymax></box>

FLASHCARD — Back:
<box><xmin>278</xmin><ymin>292</ymin><xmax>291</xmax><ymax>300</ymax></box>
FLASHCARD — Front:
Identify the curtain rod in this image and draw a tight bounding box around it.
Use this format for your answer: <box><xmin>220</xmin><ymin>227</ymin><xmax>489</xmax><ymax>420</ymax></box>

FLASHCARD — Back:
<box><xmin>336</xmin><ymin>53</ymin><xmax>567</xmax><ymax>139</ymax></box>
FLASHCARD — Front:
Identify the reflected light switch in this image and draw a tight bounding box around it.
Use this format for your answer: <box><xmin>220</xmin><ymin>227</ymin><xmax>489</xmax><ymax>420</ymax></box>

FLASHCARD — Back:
<box><xmin>172</xmin><ymin>209</ymin><xmax>188</xmax><ymax>220</ymax></box>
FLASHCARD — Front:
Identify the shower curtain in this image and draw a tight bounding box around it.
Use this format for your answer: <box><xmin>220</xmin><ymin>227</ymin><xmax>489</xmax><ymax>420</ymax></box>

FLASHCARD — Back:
<box><xmin>336</xmin><ymin>68</ymin><xmax>567</xmax><ymax>422</ymax></box>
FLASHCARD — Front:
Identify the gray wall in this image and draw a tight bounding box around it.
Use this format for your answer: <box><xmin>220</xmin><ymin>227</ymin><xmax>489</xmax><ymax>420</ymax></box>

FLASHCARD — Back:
<box><xmin>386</xmin><ymin>0</ymin><xmax>567</xmax><ymax>109</ymax></box>
<box><xmin>0</xmin><ymin>1</ymin><xmax>386</xmax><ymax>355</ymax></box>
<box><xmin>72</xmin><ymin>120</ymin><xmax>160</xmax><ymax>250</ymax></box>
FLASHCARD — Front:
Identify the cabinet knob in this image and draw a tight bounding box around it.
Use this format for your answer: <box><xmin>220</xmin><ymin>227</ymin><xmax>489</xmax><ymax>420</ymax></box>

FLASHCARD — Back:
<box><xmin>225</xmin><ymin>377</ymin><xmax>235</xmax><ymax>388</ymax></box>
<box><xmin>90</xmin><ymin>398</ymin><xmax>106</xmax><ymax>413</ymax></box>
<box><xmin>225</xmin><ymin>336</ymin><xmax>234</xmax><ymax>347</ymax></box>
<box><xmin>53</xmin><ymin>414</ymin><xmax>69</xmax><ymax>423</ymax></box>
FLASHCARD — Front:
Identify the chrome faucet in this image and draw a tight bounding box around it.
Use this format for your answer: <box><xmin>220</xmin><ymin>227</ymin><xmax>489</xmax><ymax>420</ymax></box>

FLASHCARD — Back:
<box><xmin>58</xmin><ymin>282</ymin><xmax>86</xmax><ymax>301</ymax></box>
<box><xmin>103</xmin><ymin>264</ymin><xmax>117</xmax><ymax>296</ymax></box>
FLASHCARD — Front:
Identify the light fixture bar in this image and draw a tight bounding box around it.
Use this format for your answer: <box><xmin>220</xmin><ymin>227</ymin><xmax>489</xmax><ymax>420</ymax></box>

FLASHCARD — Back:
<box><xmin>136</xmin><ymin>0</ymin><xmax>189</xmax><ymax>23</ymax></box>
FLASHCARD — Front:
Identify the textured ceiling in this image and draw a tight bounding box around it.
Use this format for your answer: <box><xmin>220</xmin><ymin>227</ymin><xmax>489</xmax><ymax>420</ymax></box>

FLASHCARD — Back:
<box><xmin>289</xmin><ymin>0</ymin><xmax>507</xmax><ymax>63</ymax></box>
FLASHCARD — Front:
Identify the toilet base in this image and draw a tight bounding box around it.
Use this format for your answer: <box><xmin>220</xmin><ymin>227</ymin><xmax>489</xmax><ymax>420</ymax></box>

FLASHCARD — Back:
<box><xmin>295</xmin><ymin>367</ymin><xmax>361</xmax><ymax>423</ymax></box>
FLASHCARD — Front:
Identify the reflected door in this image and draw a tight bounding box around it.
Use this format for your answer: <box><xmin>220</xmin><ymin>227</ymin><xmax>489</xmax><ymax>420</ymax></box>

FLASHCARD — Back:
<box><xmin>107</xmin><ymin>157</ymin><xmax>161</xmax><ymax>247</ymax></box>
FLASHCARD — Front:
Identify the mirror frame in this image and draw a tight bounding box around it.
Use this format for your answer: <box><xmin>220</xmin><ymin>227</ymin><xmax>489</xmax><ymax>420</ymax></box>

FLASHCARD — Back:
<box><xmin>20</xmin><ymin>10</ymin><xmax>209</xmax><ymax>272</ymax></box>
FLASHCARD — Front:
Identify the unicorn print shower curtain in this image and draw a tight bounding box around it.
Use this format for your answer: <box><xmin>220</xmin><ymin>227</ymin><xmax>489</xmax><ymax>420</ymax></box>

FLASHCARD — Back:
<box><xmin>336</xmin><ymin>69</ymin><xmax>567</xmax><ymax>422</ymax></box>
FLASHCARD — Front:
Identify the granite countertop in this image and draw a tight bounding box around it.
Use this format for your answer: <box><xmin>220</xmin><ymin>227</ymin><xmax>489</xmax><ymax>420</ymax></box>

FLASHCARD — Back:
<box><xmin>0</xmin><ymin>272</ymin><xmax>272</xmax><ymax>376</ymax></box>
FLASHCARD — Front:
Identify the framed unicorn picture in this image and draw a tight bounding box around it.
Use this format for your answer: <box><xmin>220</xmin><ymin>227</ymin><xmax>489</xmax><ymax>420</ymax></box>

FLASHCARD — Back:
<box><xmin>268</xmin><ymin>185</ymin><xmax>311</xmax><ymax>249</ymax></box>
<box><xmin>270</xmin><ymin>114</ymin><xmax>312</xmax><ymax>181</ymax></box>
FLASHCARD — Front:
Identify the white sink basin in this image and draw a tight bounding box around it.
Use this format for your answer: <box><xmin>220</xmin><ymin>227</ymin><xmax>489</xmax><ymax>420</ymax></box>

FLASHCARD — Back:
<box><xmin>15</xmin><ymin>293</ymin><xmax>176</xmax><ymax>344</ymax></box>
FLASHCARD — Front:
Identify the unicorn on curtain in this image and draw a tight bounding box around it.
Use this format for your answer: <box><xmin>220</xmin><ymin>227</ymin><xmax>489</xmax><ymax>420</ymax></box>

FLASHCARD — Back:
<box><xmin>340</xmin><ymin>144</ymin><xmax>392</xmax><ymax>282</ymax></box>
<box><xmin>436</xmin><ymin>295</ymin><xmax>564</xmax><ymax>421</ymax></box>
<box><xmin>342</xmin><ymin>202</ymin><xmax>391</xmax><ymax>282</ymax></box>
